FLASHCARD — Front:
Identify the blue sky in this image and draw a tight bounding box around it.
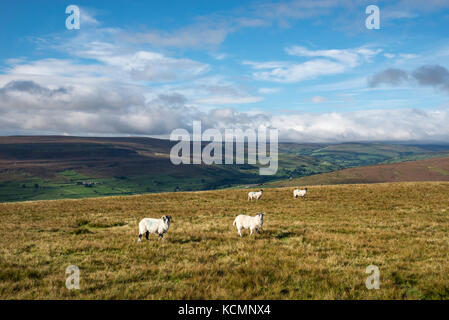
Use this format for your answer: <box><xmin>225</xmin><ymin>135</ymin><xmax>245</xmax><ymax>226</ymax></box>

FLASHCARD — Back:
<box><xmin>1</xmin><ymin>0</ymin><xmax>449</xmax><ymax>142</ymax></box>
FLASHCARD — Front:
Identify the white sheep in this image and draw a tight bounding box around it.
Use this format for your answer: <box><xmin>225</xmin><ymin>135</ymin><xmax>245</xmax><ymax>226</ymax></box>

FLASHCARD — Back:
<box><xmin>293</xmin><ymin>188</ymin><xmax>307</xmax><ymax>199</ymax></box>
<box><xmin>233</xmin><ymin>213</ymin><xmax>265</xmax><ymax>237</ymax></box>
<box><xmin>248</xmin><ymin>189</ymin><xmax>263</xmax><ymax>201</ymax></box>
<box><xmin>137</xmin><ymin>215</ymin><xmax>172</xmax><ymax>242</ymax></box>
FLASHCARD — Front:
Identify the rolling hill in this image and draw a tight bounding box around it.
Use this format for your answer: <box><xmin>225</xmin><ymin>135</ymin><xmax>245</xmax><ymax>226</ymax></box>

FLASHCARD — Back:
<box><xmin>1</xmin><ymin>136</ymin><xmax>449</xmax><ymax>202</ymax></box>
<box><xmin>268</xmin><ymin>156</ymin><xmax>449</xmax><ymax>187</ymax></box>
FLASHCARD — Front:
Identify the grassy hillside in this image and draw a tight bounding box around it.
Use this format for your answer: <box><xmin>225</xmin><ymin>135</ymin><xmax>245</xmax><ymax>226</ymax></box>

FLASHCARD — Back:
<box><xmin>1</xmin><ymin>182</ymin><xmax>449</xmax><ymax>299</ymax></box>
<box><xmin>268</xmin><ymin>156</ymin><xmax>449</xmax><ymax>187</ymax></box>
<box><xmin>1</xmin><ymin>136</ymin><xmax>449</xmax><ymax>202</ymax></box>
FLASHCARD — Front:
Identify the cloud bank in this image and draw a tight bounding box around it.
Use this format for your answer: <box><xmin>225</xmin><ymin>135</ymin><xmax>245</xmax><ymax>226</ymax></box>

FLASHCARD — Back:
<box><xmin>1</xmin><ymin>77</ymin><xmax>449</xmax><ymax>142</ymax></box>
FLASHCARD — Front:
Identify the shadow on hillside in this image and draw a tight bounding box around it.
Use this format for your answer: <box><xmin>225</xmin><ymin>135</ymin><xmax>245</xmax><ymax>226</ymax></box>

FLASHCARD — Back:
<box><xmin>273</xmin><ymin>231</ymin><xmax>297</xmax><ymax>239</ymax></box>
<box><xmin>258</xmin><ymin>229</ymin><xmax>304</xmax><ymax>240</ymax></box>
<box><xmin>170</xmin><ymin>237</ymin><xmax>202</xmax><ymax>244</ymax></box>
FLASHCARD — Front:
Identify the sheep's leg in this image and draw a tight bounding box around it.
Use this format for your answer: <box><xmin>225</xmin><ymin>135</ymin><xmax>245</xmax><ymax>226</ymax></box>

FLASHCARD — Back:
<box><xmin>250</xmin><ymin>228</ymin><xmax>254</xmax><ymax>236</ymax></box>
<box><xmin>158</xmin><ymin>234</ymin><xmax>165</xmax><ymax>241</ymax></box>
<box><xmin>137</xmin><ymin>234</ymin><xmax>142</xmax><ymax>242</ymax></box>
<box><xmin>145</xmin><ymin>231</ymin><xmax>150</xmax><ymax>241</ymax></box>
<box><xmin>238</xmin><ymin>228</ymin><xmax>242</xmax><ymax>237</ymax></box>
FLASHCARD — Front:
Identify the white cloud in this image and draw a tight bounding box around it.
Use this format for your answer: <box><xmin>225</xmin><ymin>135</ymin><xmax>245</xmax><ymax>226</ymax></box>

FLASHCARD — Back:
<box><xmin>56</xmin><ymin>31</ymin><xmax>211</xmax><ymax>83</ymax></box>
<box><xmin>270</xmin><ymin>108</ymin><xmax>449</xmax><ymax>142</ymax></box>
<box><xmin>80</xmin><ymin>7</ymin><xmax>101</xmax><ymax>27</ymax></box>
<box><xmin>243</xmin><ymin>60</ymin><xmax>290</xmax><ymax>70</ymax></box>
<box><xmin>398</xmin><ymin>53</ymin><xmax>419</xmax><ymax>60</ymax></box>
<box><xmin>258</xmin><ymin>87</ymin><xmax>281</xmax><ymax>94</ymax></box>
<box><xmin>96</xmin><ymin>50</ymin><xmax>210</xmax><ymax>82</ymax></box>
<box><xmin>0</xmin><ymin>50</ymin><xmax>263</xmax><ymax>136</ymax></box>
<box><xmin>245</xmin><ymin>45</ymin><xmax>381</xmax><ymax>83</ymax></box>
<box><xmin>19</xmin><ymin>28</ymin><xmax>259</xmax><ymax>108</ymax></box>
<box><xmin>384</xmin><ymin>0</ymin><xmax>449</xmax><ymax>19</ymax></box>
<box><xmin>132</xmin><ymin>23</ymin><xmax>230</xmax><ymax>49</ymax></box>
<box><xmin>382</xmin><ymin>52</ymin><xmax>418</xmax><ymax>63</ymax></box>
<box><xmin>311</xmin><ymin>96</ymin><xmax>327</xmax><ymax>103</ymax></box>
<box><xmin>285</xmin><ymin>46</ymin><xmax>381</xmax><ymax>67</ymax></box>
<box><xmin>211</xmin><ymin>53</ymin><xmax>229</xmax><ymax>60</ymax></box>
<box><xmin>249</xmin><ymin>59</ymin><xmax>346</xmax><ymax>83</ymax></box>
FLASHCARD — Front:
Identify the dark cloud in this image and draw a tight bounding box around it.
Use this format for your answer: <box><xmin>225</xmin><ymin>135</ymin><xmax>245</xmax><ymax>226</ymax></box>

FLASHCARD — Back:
<box><xmin>369</xmin><ymin>65</ymin><xmax>449</xmax><ymax>92</ymax></box>
<box><xmin>156</xmin><ymin>93</ymin><xmax>188</xmax><ymax>106</ymax></box>
<box><xmin>0</xmin><ymin>80</ymin><xmax>68</xmax><ymax>96</ymax></box>
<box><xmin>368</xmin><ymin>68</ymin><xmax>409</xmax><ymax>87</ymax></box>
<box><xmin>412</xmin><ymin>65</ymin><xmax>449</xmax><ymax>91</ymax></box>
<box><xmin>0</xmin><ymin>80</ymin><xmax>198</xmax><ymax>136</ymax></box>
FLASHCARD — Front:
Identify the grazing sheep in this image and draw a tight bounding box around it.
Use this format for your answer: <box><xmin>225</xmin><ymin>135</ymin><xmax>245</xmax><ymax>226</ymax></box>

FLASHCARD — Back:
<box><xmin>233</xmin><ymin>213</ymin><xmax>265</xmax><ymax>237</ymax></box>
<box><xmin>137</xmin><ymin>215</ymin><xmax>172</xmax><ymax>242</ymax></box>
<box><xmin>293</xmin><ymin>187</ymin><xmax>307</xmax><ymax>198</ymax></box>
<box><xmin>248</xmin><ymin>189</ymin><xmax>263</xmax><ymax>201</ymax></box>
<box><xmin>293</xmin><ymin>188</ymin><xmax>307</xmax><ymax>199</ymax></box>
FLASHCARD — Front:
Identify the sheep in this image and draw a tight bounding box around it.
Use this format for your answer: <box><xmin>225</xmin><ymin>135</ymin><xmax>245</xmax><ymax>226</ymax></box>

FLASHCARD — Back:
<box><xmin>233</xmin><ymin>213</ymin><xmax>265</xmax><ymax>237</ymax></box>
<box><xmin>293</xmin><ymin>188</ymin><xmax>307</xmax><ymax>199</ymax></box>
<box><xmin>248</xmin><ymin>189</ymin><xmax>263</xmax><ymax>201</ymax></box>
<box><xmin>137</xmin><ymin>215</ymin><xmax>172</xmax><ymax>242</ymax></box>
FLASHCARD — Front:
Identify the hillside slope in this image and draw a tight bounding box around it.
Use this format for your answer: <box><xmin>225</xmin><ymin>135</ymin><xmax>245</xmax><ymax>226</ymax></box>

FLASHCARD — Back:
<box><xmin>268</xmin><ymin>156</ymin><xmax>449</xmax><ymax>187</ymax></box>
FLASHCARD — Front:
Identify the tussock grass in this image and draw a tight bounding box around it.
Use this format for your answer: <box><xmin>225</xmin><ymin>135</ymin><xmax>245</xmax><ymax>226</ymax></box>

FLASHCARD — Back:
<box><xmin>0</xmin><ymin>182</ymin><xmax>449</xmax><ymax>299</ymax></box>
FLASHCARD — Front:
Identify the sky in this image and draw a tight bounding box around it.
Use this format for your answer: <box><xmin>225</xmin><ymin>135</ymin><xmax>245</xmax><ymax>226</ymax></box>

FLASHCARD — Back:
<box><xmin>1</xmin><ymin>0</ymin><xmax>449</xmax><ymax>142</ymax></box>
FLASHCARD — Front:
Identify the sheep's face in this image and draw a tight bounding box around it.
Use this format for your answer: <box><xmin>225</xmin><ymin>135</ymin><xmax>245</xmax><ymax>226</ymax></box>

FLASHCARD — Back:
<box><xmin>257</xmin><ymin>213</ymin><xmax>265</xmax><ymax>222</ymax></box>
<box><xmin>162</xmin><ymin>215</ymin><xmax>172</xmax><ymax>224</ymax></box>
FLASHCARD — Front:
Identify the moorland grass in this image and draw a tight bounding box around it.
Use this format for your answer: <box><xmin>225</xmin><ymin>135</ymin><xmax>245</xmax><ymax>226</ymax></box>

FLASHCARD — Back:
<box><xmin>0</xmin><ymin>182</ymin><xmax>448</xmax><ymax>299</ymax></box>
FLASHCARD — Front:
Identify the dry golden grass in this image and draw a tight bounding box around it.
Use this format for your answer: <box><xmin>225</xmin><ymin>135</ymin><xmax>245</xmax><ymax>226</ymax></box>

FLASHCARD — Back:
<box><xmin>1</xmin><ymin>182</ymin><xmax>449</xmax><ymax>299</ymax></box>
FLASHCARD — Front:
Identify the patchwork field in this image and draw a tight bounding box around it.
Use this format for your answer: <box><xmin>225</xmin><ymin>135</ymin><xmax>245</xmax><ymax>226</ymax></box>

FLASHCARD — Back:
<box><xmin>1</xmin><ymin>182</ymin><xmax>449</xmax><ymax>299</ymax></box>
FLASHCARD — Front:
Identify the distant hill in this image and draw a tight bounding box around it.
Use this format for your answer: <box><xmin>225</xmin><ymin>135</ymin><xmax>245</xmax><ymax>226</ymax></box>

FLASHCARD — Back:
<box><xmin>267</xmin><ymin>156</ymin><xmax>449</xmax><ymax>187</ymax></box>
<box><xmin>1</xmin><ymin>136</ymin><xmax>449</xmax><ymax>202</ymax></box>
<box><xmin>0</xmin><ymin>136</ymin><xmax>269</xmax><ymax>202</ymax></box>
